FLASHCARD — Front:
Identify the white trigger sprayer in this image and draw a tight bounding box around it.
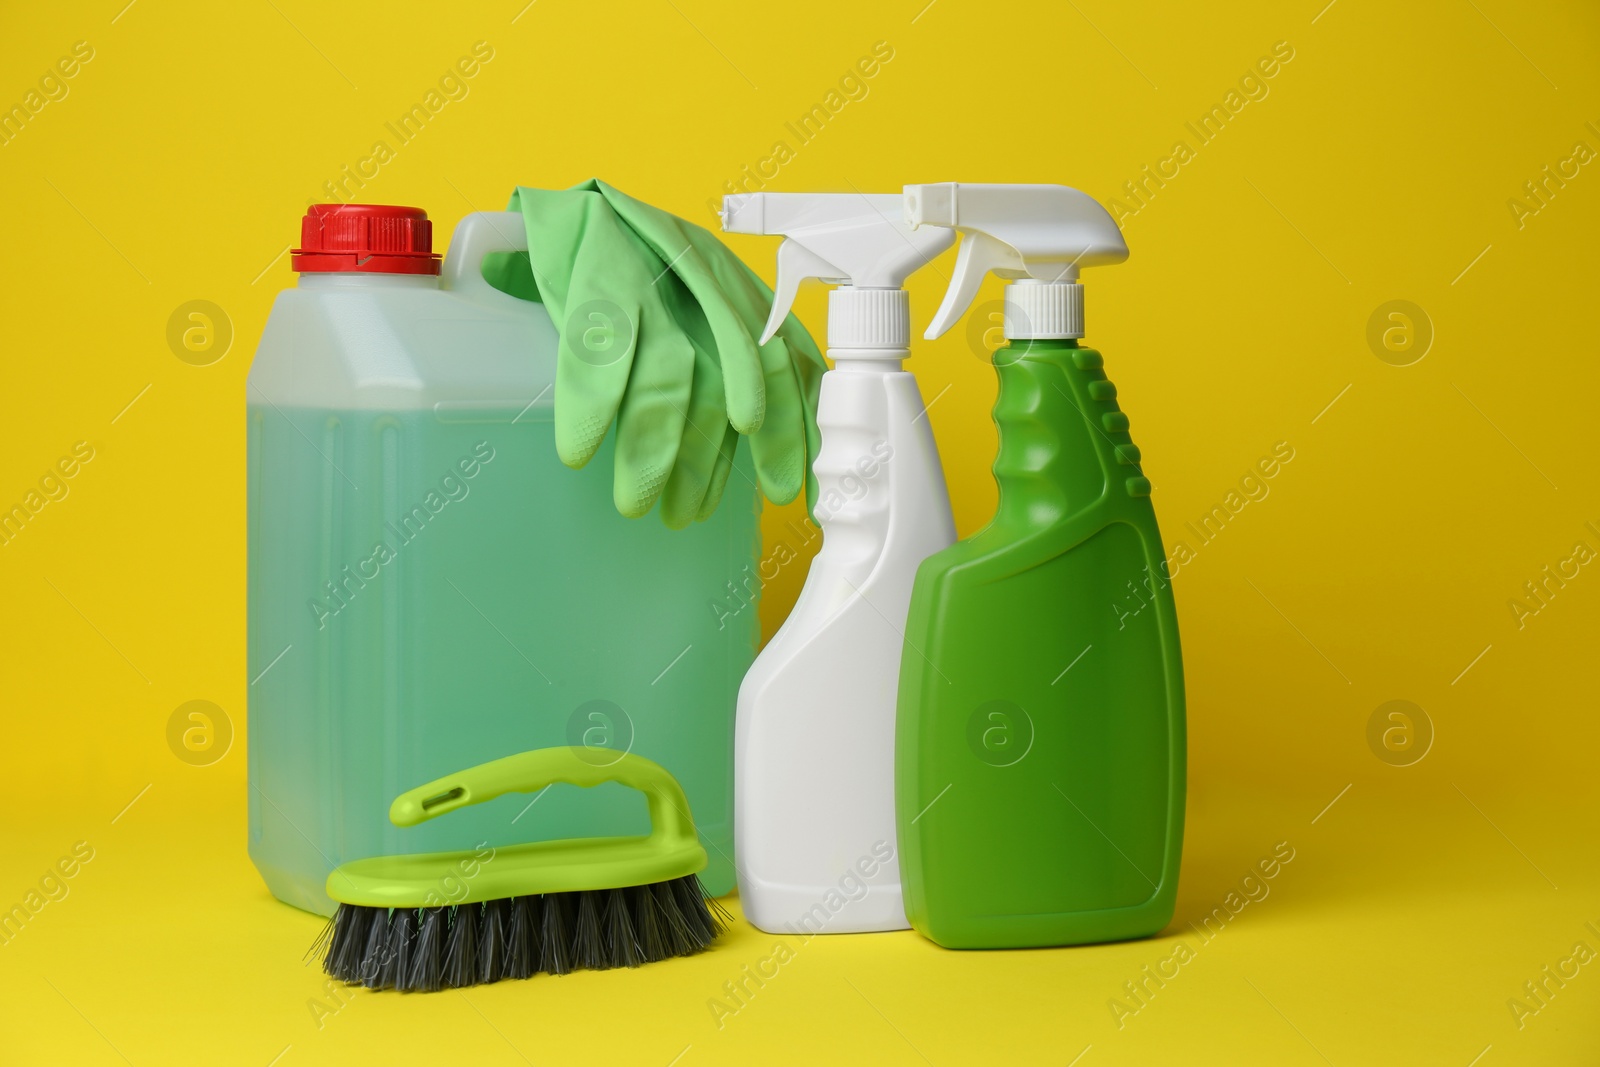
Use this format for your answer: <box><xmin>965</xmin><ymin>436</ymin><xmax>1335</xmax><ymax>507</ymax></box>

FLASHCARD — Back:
<box><xmin>904</xmin><ymin>182</ymin><xmax>1128</xmax><ymax>341</ymax></box>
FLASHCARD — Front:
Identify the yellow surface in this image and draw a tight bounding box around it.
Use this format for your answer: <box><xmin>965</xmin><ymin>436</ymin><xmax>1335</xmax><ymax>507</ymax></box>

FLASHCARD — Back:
<box><xmin>1</xmin><ymin>0</ymin><xmax>1597</xmax><ymax>1063</ymax></box>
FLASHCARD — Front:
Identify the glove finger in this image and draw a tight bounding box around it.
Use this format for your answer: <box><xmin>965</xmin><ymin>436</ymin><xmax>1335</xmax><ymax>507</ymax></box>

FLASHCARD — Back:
<box><xmin>697</xmin><ymin>423</ymin><xmax>741</xmax><ymax>524</ymax></box>
<box><xmin>511</xmin><ymin>187</ymin><xmax>642</xmax><ymax>470</ymax></box>
<box><xmin>659</xmin><ymin>236</ymin><xmax>766</xmax><ymax>435</ymax></box>
<box><xmin>659</xmin><ymin>338</ymin><xmax>729</xmax><ymax>529</ymax></box>
<box><xmin>727</xmin><ymin>260</ymin><xmax>826</xmax><ymax>506</ymax></box>
<box><xmin>554</xmin><ymin>298</ymin><xmax>638</xmax><ymax>469</ymax></box>
<box><xmin>589</xmin><ymin>180</ymin><xmax>768</xmax><ymax>434</ymax></box>
<box><xmin>746</xmin><ymin>333</ymin><xmax>810</xmax><ymax>505</ymax></box>
<box><xmin>613</xmin><ymin>314</ymin><xmax>694</xmax><ymax>518</ymax></box>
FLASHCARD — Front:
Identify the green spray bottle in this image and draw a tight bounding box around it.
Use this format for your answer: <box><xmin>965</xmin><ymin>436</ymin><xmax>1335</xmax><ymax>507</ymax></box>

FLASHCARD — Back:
<box><xmin>895</xmin><ymin>183</ymin><xmax>1184</xmax><ymax>949</ymax></box>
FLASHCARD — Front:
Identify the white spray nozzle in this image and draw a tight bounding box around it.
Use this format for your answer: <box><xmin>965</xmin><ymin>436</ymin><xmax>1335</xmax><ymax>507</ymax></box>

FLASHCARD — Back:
<box><xmin>722</xmin><ymin>192</ymin><xmax>955</xmax><ymax>346</ymax></box>
<box><xmin>904</xmin><ymin>183</ymin><xmax>1128</xmax><ymax>340</ymax></box>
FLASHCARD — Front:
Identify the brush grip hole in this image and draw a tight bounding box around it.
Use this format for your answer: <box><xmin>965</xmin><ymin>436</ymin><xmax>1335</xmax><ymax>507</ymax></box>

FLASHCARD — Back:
<box><xmin>420</xmin><ymin>786</ymin><xmax>465</xmax><ymax>811</ymax></box>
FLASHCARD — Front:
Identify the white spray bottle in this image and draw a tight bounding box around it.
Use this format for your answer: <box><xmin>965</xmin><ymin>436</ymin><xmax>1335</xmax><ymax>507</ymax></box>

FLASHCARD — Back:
<box><xmin>722</xmin><ymin>192</ymin><xmax>956</xmax><ymax>934</ymax></box>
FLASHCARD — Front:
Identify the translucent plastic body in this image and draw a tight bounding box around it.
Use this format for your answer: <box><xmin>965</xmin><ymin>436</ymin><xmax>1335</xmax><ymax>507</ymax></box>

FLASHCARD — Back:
<box><xmin>246</xmin><ymin>214</ymin><xmax>757</xmax><ymax>916</ymax></box>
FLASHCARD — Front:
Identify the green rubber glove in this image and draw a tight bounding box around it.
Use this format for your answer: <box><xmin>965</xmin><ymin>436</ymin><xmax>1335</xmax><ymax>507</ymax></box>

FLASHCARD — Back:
<box><xmin>494</xmin><ymin>182</ymin><xmax>824</xmax><ymax>527</ymax></box>
<box><xmin>580</xmin><ymin>180</ymin><xmax>824</xmax><ymax>519</ymax></box>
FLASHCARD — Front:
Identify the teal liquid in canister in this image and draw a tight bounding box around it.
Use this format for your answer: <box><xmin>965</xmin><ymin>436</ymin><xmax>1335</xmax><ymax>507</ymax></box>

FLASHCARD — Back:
<box><xmin>248</xmin><ymin>408</ymin><xmax>758</xmax><ymax>914</ymax></box>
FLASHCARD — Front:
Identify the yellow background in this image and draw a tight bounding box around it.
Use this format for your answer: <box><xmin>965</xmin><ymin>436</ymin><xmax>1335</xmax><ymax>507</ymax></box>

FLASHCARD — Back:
<box><xmin>2</xmin><ymin>0</ymin><xmax>1597</xmax><ymax>1062</ymax></box>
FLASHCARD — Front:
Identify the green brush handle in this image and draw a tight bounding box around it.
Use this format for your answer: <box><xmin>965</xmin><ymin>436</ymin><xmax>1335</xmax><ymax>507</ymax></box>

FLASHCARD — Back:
<box><xmin>389</xmin><ymin>746</ymin><xmax>697</xmax><ymax>850</ymax></box>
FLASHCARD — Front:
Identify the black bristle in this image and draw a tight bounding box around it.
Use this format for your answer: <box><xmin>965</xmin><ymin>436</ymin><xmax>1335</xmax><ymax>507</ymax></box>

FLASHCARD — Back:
<box><xmin>704</xmin><ymin>881</ymin><xmax>734</xmax><ymax>936</ymax></box>
<box><xmin>630</xmin><ymin>885</ymin><xmax>666</xmax><ymax>963</ymax></box>
<box><xmin>326</xmin><ymin>905</ymin><xmax>374</xmax><ymax>982</ymax></box>
<box><xmin>379</xmin><ymin>908</ymin><xmax>416</xmax><ymax>990</ymax></box>
<box><xmin>602</xmin><ymin>888</ymin><xmax>644</xmax><ymax>969</ymax></box>
<box><xmin>442</xmin><ymin>903</ymin><xmax>480</xmax><ymax>988</ymax></box>
<box><xmin>654</xmin><ymin>880</ymin><xmax>701</xmax><ymax>957</ymax></box>
<box><xmin>479</xmin><ymin>898</ymin><xmax>511</xmax><ymax>984</ymax></box>
<box><xmin>405</xmin><ymin>907</ymin><xmax>447</xmax><ymax>993</ymax></box>
<box><xmin>343</xmin><ymin>907</ymin><xmax>379</xmax><ymax>979</ymax></box>
<box><xmin>571</xmin><ymin>890</ymin><xmax>605</xmax><ymax>970</ymax></box>
<box><xmin>308</xmin><ymin>913</ymin><xmax>337</xmax><ymax>969</ymax></box>
<box><xmin>359</xmin><ymin>908</ymin><xmax>392</xmax><ymax>988</ymax></box>
<box><xmin>317</xmin><ymin>876</ymin><xmax>724</xmax><ymax>992</ymax></box>
<box><xmin>540</xmin><ymin>893</ymin><xmax>574</xmax><ymax>976</ymax></box>
<box><xmin>504</xmin><ymin>896</ymin><xmax>540</xmax><ymax>980</ymax></box>
<box><xmin>669</xmin><ymin>875</ymin><xmax>717</xmax><ymax>947</ymax></box>
<box><xmin>668</xmin><ymin>876</ymin><xmax>707</xmax><ymax>943</ymax></box>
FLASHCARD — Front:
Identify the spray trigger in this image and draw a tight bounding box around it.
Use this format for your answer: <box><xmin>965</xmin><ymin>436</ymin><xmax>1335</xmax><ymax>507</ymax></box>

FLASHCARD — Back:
<box><xmin>762</xmin><ymin>240</ymin><xmax>846</xmax><ymax>345</ymax></box>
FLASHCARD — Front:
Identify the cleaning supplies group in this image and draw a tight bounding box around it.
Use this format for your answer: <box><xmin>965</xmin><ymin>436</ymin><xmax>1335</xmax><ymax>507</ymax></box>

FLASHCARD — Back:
<box><xmin>290</xmin><ymin>181</ymin><xmax>1184</xmax><ymax>991</ymax></box>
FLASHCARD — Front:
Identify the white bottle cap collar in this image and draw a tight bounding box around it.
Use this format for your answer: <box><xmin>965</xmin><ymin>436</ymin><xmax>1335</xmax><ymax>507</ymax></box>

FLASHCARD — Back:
<box><xmin>1004</xmin><ymin>281</ymin><xmax>1083</xmax><ymax>340</ymax></box>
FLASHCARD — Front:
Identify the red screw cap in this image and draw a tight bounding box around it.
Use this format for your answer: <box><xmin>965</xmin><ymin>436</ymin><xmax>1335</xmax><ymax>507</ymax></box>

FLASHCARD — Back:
<box><xmin>292</xmin><ymin>204</ymin><xmax>442</xmax><ymax>275</ymax></box>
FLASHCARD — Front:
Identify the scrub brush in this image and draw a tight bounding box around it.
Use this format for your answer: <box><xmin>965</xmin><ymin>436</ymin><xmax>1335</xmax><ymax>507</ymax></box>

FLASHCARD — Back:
<box><xmin>312</xmin><ymin>746</ymin><xmax>728</xmax><ymax>992</ymax></box>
